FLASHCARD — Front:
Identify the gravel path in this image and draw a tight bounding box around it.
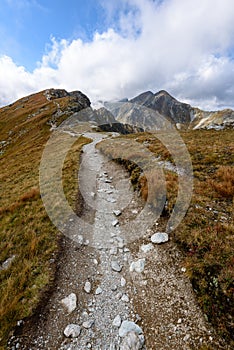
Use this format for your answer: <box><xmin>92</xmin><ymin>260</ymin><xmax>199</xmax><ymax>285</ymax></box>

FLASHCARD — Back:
<box><xmin>9</xmin><ymin>132</ymin><xmax>230</xmax><ymax>350</ymax></box>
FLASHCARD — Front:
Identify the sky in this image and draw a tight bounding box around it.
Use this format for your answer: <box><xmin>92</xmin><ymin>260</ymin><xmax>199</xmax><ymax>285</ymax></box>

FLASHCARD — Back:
<box><xmin>1</xmin><ymin>0</ymin><xmax>234</xmax><ymax>110</ymax></box>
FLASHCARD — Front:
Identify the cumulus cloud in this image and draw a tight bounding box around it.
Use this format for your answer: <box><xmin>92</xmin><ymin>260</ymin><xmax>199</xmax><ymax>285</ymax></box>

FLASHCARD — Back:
<box><xmin>1</xmin><ymin>0</ymin><xmax>234</xmax><ymax>109</ymax></box>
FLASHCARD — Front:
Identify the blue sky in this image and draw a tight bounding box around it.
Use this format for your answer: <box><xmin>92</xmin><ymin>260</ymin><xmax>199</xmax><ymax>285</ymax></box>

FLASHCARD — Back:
<box><xmin>1</xmin><ymin>0</ymin><xmax>234</xmax><ymax>109</ymax></box>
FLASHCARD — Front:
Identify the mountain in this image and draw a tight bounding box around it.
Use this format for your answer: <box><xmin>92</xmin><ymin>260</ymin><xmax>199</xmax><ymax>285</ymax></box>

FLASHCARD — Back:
<box><xmin>109</xmin><ymin>90</ymin><xmax>234</xmax><ymax>130</ymax></box>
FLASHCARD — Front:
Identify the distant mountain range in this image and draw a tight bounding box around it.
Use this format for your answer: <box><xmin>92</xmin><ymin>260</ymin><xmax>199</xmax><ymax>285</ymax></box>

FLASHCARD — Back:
<box><xmin>0</xmin><ymin>89</ymin><xmax>233</xmax><ymax>145</ymax></box>
<box><xmin>108</xmin><ymin>90</ymin><xmax>234</xmax><ymax>130</ymax></box>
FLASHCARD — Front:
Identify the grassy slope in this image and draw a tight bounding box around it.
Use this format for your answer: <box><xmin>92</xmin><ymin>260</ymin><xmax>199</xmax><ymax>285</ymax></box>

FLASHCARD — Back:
<box><xmin>0</xmin><ymin>92</ymin><xmax>89</xmax><ymax>349</ymax></box>
<box><xmin>97</xmin><ymin>129</ymin><xmax>234</xmax><ymax>346</ymax></box>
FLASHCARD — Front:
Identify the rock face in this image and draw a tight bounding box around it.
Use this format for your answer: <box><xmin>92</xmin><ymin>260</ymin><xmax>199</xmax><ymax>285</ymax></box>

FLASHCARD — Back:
<box><xmin>131</xmin><ymin>90</ymin><xmax>192</xmax><ymax>124</ymax></box>
<box><xmin>105</xmin><ymin>90</ymin><xmax>234</xmax><ymax>130</ymax></box>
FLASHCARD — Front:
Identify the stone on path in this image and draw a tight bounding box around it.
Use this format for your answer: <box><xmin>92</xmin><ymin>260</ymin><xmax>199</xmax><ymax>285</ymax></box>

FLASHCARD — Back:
<box><xmin>119</xmin><ymin>321</ymin><xmax>143</xmax><ymax>337</ymax></box>
<box><xmin>64</xmin><ymin>324</ymin><xmax>81</xmax><ymax>338</ymax></box>
<box><xmin>140</xmin><ymin>243</ymin><xmax>153</xmax><ymax>253</ymax></box>
<box><xmin>120</xmin><ymin>331</ymin><xmax>144</xmax><ymax>350</ymax></box>
<box><xmin>121</xmin><ymin>277</ymin><xmax>126</xmax><ymax>287</ymax></box>
<box><xmin>113</xmin><ymin>210</ymin><xmax>122</xmax><ymax>216</ymax></box>
<box><xmin>111</xmin><ymin>261</ymin><xmax>122</xmax><ymax>272</ymax></box>
<box><xmin>95</xmin><ymin>287</ymin><xmax>103</xmax><ymax>295</ymax></box>
<box><xmin>130</xmin><ymin>259</ymin><xmax>145</xmax><ymax>273</ymax></box>
<box><xmin>82</xmin><ymin>319</ymin><xmax>94</xmax><ymax>329</ymax></box>
<box><xmin>112</xmin><ymin>219</ymin><xmax>119</xmax><ymax>227</ymax></box>
<box><xmin>61</xmin><ymin>293</ymin><xmax>77</xmax><ymax>314</ymax></box>
<box><xmin>84</xmin><ymin>281</ymin><xmax>92</xmax><ymax>293</ymax></box>
<box><xmin>112</xmin><ymin>315</ymin><xmax>122</xmax><ymax>327</ymax></box>
<box><xmin>151</xmin><ymin>232</ymin><xmax>169</xmax><ymax>244</ymax></box>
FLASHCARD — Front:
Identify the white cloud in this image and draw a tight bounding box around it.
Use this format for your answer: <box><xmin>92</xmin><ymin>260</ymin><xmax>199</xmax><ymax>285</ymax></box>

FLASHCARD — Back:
<box><xmin>1</xmin><ymin>0</ymin><xmax>234</xmax><ymax>110</ymax></box>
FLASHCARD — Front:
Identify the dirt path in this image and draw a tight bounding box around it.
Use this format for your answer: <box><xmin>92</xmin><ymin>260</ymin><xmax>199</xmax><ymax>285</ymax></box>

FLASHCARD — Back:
<box><xmin>9</xmin><ymin>132</ymin><xmax>229</xmax><ymax>350</ymax></box>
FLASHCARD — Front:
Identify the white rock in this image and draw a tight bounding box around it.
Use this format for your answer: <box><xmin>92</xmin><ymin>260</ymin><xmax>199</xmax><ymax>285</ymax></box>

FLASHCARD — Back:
<box><xmin>64</xmin><ymin>324</ymin><xmax>81</xmax><ymax>338</ymax></box>
<box><xmin>112</xmin><ymin>315</ymin><xmax>122</xmax><ymax>327</ymax></box>
<box><xmin>119</xmin><ymin>321</ymin><xmax>143</xmax><ymax>337</ymax></box>
<box><xmin>84</xmin><ymin>281</ymin><xmax>92</xmax><ymax>293</ymax></box>
<box><xmin>90</xmin><ymin>192</ymin><xmax>95</xmax><ymax>198</ymax></box>
<box><xmin>95</xmin><ymin>287</ymin><xmax>103</xmax><ymax>295</ymax></box>
<box><xmin>130</xmin><ymin>259</ymin><xmax>145</xmax><ymax>273</ymax></box>
<box><xmin>120</xmin><ymin>331</ymin><xmax>144</xmax><ymax>350</ymax></box>
<box><xmin>110</xmin><ymin>247</ymin><xmax>118</xmax><ymax>255</ymax></box>
<box><xmin>61</xmin><ymin>293</ymin><xmax>77</xmax><ymax>313</ymax></box>
<box><xmin>140</xmin><ymin>243</ymin><xmax>153</xmax><ymax>253</ymax></box>
<box><xmin>121</xmin><ymin>294</ymin><xmax>129</xmax><ymax>303</ymax></box>
<box><xmin>82</xmin><ymin>319</ymin><xmax>94</xmax><ymax>329</ymax></box>
<box><xmin>77</xmin><ymin>235</ymin><xmax>84</xmax><ymax>245</ymax></box>
<box><xmin>151</xmin><ymin>232</ymin><xmax>169</xmax><ymax>244</ymax></box>
<box><xmin>112</xmin><ymin>219</ymin><xmax>119</xmax><ymax>227</ymax></box>
<box><xmin>111</xmin><ymin>261</ymin><xmax>122</xmax><ymax>272</ymax></box>
<box><xmin>121</xmin><ymin>277</ymin><xmax>126</xmax><ymax>287</ymax></box>
<box><xmin>113</xmin><ymin>210</ymin><xmax>122</xmax><ymax>216</ymax></box>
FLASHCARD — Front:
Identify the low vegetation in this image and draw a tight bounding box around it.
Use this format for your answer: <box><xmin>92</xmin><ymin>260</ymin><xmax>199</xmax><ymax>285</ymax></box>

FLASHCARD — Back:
<box><xmin>98</xmin><ymin>129</ymin><xmax>234</xmax><ymax>346</ymax></box>
<box><xmin>0</xmin><ymin>92</ymin><xmax>89</xmax><ymax>349</ymax></box>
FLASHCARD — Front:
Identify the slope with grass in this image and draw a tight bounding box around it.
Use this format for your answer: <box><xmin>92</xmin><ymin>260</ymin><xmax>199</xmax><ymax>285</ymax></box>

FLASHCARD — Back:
<box><xmin>97</xmin><ymin>129</ymin><xmax>234</xmax><ymax>346</ymax></box>
<box><xmin>0</xmin><ymin>89</ymin><xmax>91</xmax><ymax>349</ymax></box>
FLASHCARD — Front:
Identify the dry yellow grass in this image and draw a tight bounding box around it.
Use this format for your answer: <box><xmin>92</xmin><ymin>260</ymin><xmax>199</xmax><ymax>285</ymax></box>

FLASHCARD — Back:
<box><xmin>0</xmin><ymin>91</ymin><xmax>90</xmax><ymax>349</ymax></box>
<box><xmin>98</xmin><ymin>129</ymin><xmax>234</xmax><ymax>346</ymax></box>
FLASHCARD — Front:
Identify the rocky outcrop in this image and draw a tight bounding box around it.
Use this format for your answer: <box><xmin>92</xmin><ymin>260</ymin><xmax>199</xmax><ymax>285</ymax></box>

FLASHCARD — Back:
<box><xmin>111</xmin><ymin>90</ymin><xmax>234</xmax><ymax>130</ymax></box>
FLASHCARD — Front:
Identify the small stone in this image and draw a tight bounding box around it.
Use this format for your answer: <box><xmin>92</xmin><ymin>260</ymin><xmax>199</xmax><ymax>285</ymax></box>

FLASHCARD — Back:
<box><xmin>90</xmin><ymin>192</ymin><xmax>95</xmax><ymax>198</ymax></box>
<box><xmin>95</xmin><ymin>287</ymin><xmax>103</xmax><ymax>295</ymax></box>
<box><xmin>120</xmin><ymin>331</ymin><xmax>143</xmax><ymax>350</ymax></box>
<box><xmin>131</xmin><ymin>209</ymin><xmax>138</xmax><ymax>214</ymax></box>
<box><xmin>116</xmin><ymin>292</ymin><xmax>123</xmax><ymax>299</ymax></box>
<box><xmin>113</xmin><ymin>210</ymin><xmax>122</xmax><ymax>216</ymax></box>
<box><xmin>61</xmin><ymin>293</ymin><xmax>77</xmax><ymax>313</ymax></box>
<box><xmin>121</xmin><ymin>294</ymin><xmax>129</xmax><ymax>303</ymax></box>
<box><xmin>82</xmin><ymin>319</ymin><xmax>94</xmax><ymax>329</ymax></box>
<box><xmin>84</xmin><ymin>281</ymin><xmax>92</xmax><ymax>293</ymax></box>
<box><xmin>140</xmin><ymin>243</ymin><xmax>153</xmax><ymax>253</ymax></box>
<box><xmin>77</xmin><ymin>235</ymin><xmax>84</xmax><ymax>245</ymax></box>
<box><xmin>181</xmin><ymin>267</ymin><xmax>186</xmax><ymax>272</ymax></box>
<box><xmin>112</xmin><ymin>220</ymin><xmax>119</xmax><ymax>227</ymax></box>
<box><xmin>111</xmin><ymin>285</ymin><xmax>118</xmax><ymax>291</ymax></box>
<box><xmin>110</xmin><ymin>247</ymin><xmax>118</xmax><ymax>255</ymax></box>
<box><xmin>64</xmin><ymin>324</ymin><xmax>81</xmax><ymax>338</ymax></box>
<box><xmin>151</xmin><ymin>232</ymin><xmax>169</xmax><ymax>244</ymax></box>
<box><xmin>121</xmin><ymin>277</ymin><xmax>126</xmax><ymax>287</ymax></box>
<box><xmin>17</xmin><ymin>320</ymin><xmax>24</xmax><ymax>327</ymax></box>
<box><xmin>119</xmin><ymin>321</ymin><xmax>143</xmax><ymax>337</ymax></box>
<box><xmin>183</xmin><ymin>334</ymin><xmax>190</xmax><ymax>342</ymax></box>
<box><xmin>111</xmin><ymin>261</ymin><xmax>122</xmax><ymax>272</ymax></box>
<box><xmin>177</xmin><ymin>318</ymin><xmax>182</xmax><ymax>324</ymax></box>
<box><xmin>130</xmin><ymin>259</ymin><xmax>145</xmax><ymax>273</ymax></box>
<box><xmin>124</xmin><ymin>247</ymin><xmax>130</xmax><ymax>253</ymax></box>
<box><xmin>112</xmin><ymin>315</ymin><xmax>122</xmax><ymax>327</ymax></box>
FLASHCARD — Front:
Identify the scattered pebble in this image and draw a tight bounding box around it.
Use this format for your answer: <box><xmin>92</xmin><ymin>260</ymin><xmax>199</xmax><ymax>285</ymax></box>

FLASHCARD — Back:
<box><xmin>121</xmin><ymin>294</ymin><xmax>129</xmax><ymax>303</ymax></box>
<box><xmin>151</xmin><ymin>232</ymin><xmax>169</xmax><ymax>244</ymax></box>
<box><xmin>95</xmin><ymin>287</ymin><xmax>103</xmax><ymax>295</ymax></box>
<box><xmin>130</xmin><ymin>259</ymin><xmax>145</xmax><ymax>273</ymax></box>
<box><xmin>82</xmin><ymin>320</ymin><xmax>94</xmax><ymax>329</ymax></box>
<box><xmin>120</xmin><ymin>331</ymin><xmax>144</xmax><ymax>350</ymax></box>
<box><xmin>119</xmin><ymin>320</ymin><xmax>143</xmax><ymax>337</ymax></box>
<box><xmin>64</xmin><ymin>324</ymin><xmax>81</xmax><ymax>338</ymax></box>
<box><xmin>84</xmin><ymin>281</ymin><xmax>92</xmax><ymax>293</ymax></box>
<box><xmin>112</xmin><ymin>315</ymin><xmax>122</xmax><ymax>327</ymax></box>
<box><xmin>140</xmin><ymin>243</ymin><xmax>153</xmax><ymax>253</ymax></box>
<box><xmin>111</xmin><ymin>261</ymin><xmax>122</xmax><ymax>272</ymax></box>
<box><xmin>112</xmin><ymin>220</ymin><xmax>119</xmax><ymax>227</ymax></box>
<box><xmin>121</xmin><ymin>277</ymin><xmax>126</xmax><ymax>287</ymax></box>
<box><xmin>113</xmin><ymin>210</ymin><xmax>122</xmax><ymax>216</ymax></box>
<box><xmin>61</xmin><ymin>293</ymin><xmax>77</xmax><ymax>314</ymax></box>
